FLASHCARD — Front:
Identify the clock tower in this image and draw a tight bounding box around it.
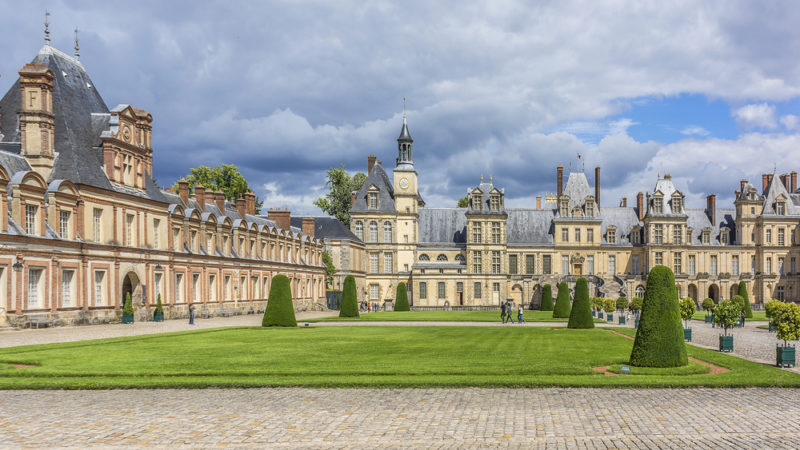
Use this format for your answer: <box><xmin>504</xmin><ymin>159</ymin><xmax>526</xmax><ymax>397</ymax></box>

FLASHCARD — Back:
<box><xmin>393</xmin><ymin>107</ymin><xmax>422</xmax><ymax>275</ymax></box>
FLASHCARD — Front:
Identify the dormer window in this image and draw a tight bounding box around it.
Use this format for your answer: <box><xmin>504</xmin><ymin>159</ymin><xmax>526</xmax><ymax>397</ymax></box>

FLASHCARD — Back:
<box><xmin>559</xmin><ymin>199</ymin><xmax>569</xmax><ymax>217</ymax></box>
<box><xmin>572</xmin><ymin>207</ymin><xmax>583</xmax><ymax>217</ymax></box>
<box><xmin>686</xmin><ymin>227</ymin><xmax>693</xmax><ymax>244</ymax></box>
<box><xmin>585</xmin><ymin>198</ymin><xmax>595</xmax><ymax>217</ymax></box>
<box><xmin>607</xmin><ymin>226</ymin><xmax>617</xmax><ymax>244</ymax></box>
<box><xmin>747</xmin><ymin>191</ymin><xmax>757</xmax><ymax>201</ymax></box>
<box><xmin>701</xmin><ymin>229</ymin><xmax>711</xmax><ymax>244</ymax></box>
<box><xmin>490</xmin><ymin>195</ymin><xmax>499</xmax><ymax>211</ymax></box>
<box><xmin>653</xmin><ymin>196</ymin><xmax>663</xmax><ymax>214</ymax></box>
<box><xmin>720</xmin><ymin>228</ymin><xmax>730</xmax><ymax>245</ymax></box>
<box><xmin>776</xmin><ymin>201</ymin><xmax>786</xmax><ymax>215</ymax></box>
<box><xmin>368</xmin><ymin>191</ymin><xmax>378</xmax><ymax>209</ymax></box>
<box><xmin>671</xmin><ymin>195</ymin><xmax>683</xmax><ymax>213</ymax></box>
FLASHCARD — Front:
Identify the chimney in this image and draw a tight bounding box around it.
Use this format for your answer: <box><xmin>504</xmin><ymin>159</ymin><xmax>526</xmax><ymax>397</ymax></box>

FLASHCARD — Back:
<box><xmin>268</xmin><ymin>208</ymin><xmax>291</xmax><ymax>231</ymax></box>
<box><xmin>740</xmin><ymin>179</ymin><xmax>747</xmax><ymax>193</ymax></box>
<box><xmin>194</xmin><ymin>183</ymin><xmax>205</xmax><ymax>209</ymax></box>
<box><xmin>767</xmin><ymin>173</ymin><xmax>774</xmax><ymax>187</ymax></box>
<box><xmin>557</xmin><ymin>165</ymin><xmax>564</xmax><ymax>198</ymax></box>
<box><xmin>301</xmin><ymin>217</ymin><xmax>315</xmax><ymax>238</ymax></box>
<box><xmin>351</xmin><ymin>190</ymin><xmax>356</xmax><ymax>205</ymax></box>
<box><xmin>536</xmin><ymin>196</ymin><xmax>541</xmax><ymax>209</ymax></box>
<box><xmin>215</xmin><ymin>191</ymin><xmax>226</xmax><ymax>213</ymax></box>
<box><xmin>376</xmin><ymin>159</ymin><xmax>382</xmax><ymax>166</ymax></box>
<box><xmin>763</xmin><ymin>174</ymin><xmax>769</xmax><ymax>192</ymax></box>
<box><xmin>780</xmin><ymin>174</ymin><xmax>789</xmax><ymax>191</ymax></box>
<box><xmin>706</xmin><ymin>194</ymin><xmax>716</xmax><ymax>225</ymax></box>
<box><xmin>178</xmin><ymin>178</ymin><xmax>189</xmax><ymax>206</ymax></box>
<box><xmin>244</xmin><ymin>191</ymin><xmax>256</xmax><ymax>215</ymax></box>
<box><xmin>19</xmin><ymin>63</ymin><xmax>56</xmax><ymax>180</ymax></box>
<box><xmin>636</xmin><ymin>192</ymin><xmax>644</xmax><ymax>221</ymax></box>
<box><xmin>367</xmin><ymin>154</ymin><xmax>376</xmax><ymax>173</ymax></box>
<box><xmin>792</xmin><ymin>171</ymin><xmax>797</xmax><ymax>192</ymax></box>
<box><xmin>621</xmin><ymin>197</ymin><xmax>627</xmax><ymax>207</ymax></box>
<box><xmin>594</xmin><ymin>166</ymin><xmax>601</xmax><ymax>208</ymax></box>
<box><xmin>236</xmin><ymin>197</ymin><xmax>246</xmax><ymax>218</ymax></box>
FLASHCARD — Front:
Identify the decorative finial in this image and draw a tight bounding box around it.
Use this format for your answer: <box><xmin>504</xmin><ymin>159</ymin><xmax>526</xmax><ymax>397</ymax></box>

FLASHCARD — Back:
<box><xmin>44</xmin><ymin>10</ymin><xmax>50</xmax><ymax>45</ymax></box>
<box><xmin>74</xmin><ymin>27</ymin><xmax>80</xmax><ymax>60</ymax></box>
<box><xmin>480</xmin><ymin>174</ymin><xmax>484</xmax><ymax>182</ymax></box>
<box><xmin>403</xmin><ymin>97</ymin><xmax>407</xmax><ymax>123</ymax></box>
<box><xmin>490</xmin><ymin>175</ymin><xmax>493</xmax><ymax>183</ymax></box>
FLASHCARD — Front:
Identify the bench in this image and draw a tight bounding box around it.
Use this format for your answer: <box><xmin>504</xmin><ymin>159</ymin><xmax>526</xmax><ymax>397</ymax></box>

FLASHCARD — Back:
<box><xmin>200</xmin><ymin>308</ymin><xmax>212</xmax><ymax>319</ymax></box>
<box><xmin>219</xmin><ymin>308</ymin><xmax>237</xmax><ymax>317</ymax></box>
<box><xmin>28</xmin><ymin>314</ymin><xmax>56</xmax><ymax>329</ymax></box>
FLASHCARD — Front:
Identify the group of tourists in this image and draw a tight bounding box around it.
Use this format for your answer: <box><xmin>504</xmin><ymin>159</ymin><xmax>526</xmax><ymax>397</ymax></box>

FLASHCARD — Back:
<box><xmin>360</xmin><ymin>301</ymin><xmax>381</xmax><ymax>313</ymax></box>
<box><xmin>500</xmin><ymin>301</ymin><xmax>525</xmax><ymax>324</ymax></box>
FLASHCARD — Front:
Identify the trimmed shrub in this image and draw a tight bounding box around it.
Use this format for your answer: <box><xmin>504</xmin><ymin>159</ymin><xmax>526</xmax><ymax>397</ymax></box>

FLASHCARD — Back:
<box><xmin>713</xmin><ymin>299</ymin><xmax>740</xmax><ymax>336</ymax></box>
<box><xmin>616</xmin><ymin>297</ymin><xmax>629</xmax><ymax>311</ymax></box>
<box><xmin>567</xmin><ymin>277</ymin><xmax>594</xmax><ymax>329</ymax></box>
<box><xmin>629</xmin><ymin>265</ymin><xmax>688</xmax><ymax>367</ymax></box>
<box><xmin>262</xmin><ymin>275</ymin><xmax>297</xmax><ymax>327</ymax></box>
<box><xmin>603</xmin><ymin>298</ymin><xmax>616</xmax><ymax>313</ymax></box>
<box><xmin>123</xmin><ymin>292</ymin><xmax>134</xmax><ymax>315</ymax></box>
<box><xmin>730</xmin><ymin>295</ymin><xmax>745</xmax><ymax>314</ymax></box>
<box><xmin>339</xmin><ymin>275</ymin><xmax>360</xmax><ymax>318</ymax></box>
<box><xmin>701</xmin><ymin>297</ymin><xmax>715</xmax><ymax>312</ymax></box>
<box><xmin>775</xmin><ymin>303</ymin><xmax>800</xmax><ymax>346</ymax></box>
<box><xmin>154</xmin><ymin>294</ymin><xmax>164</xmax><ymax>317</ymax></box>
<box><xmin>679</xmin><ymin>297</ymin><xmax>695</xmax><ymax>328</ymax></box>
<box><xmin>738</xmin><ymin>281</ymin><xmax>753</xmax><ymax>318</ymax></box>
<box><xmin>630</xmin><ymin>296</ymin><xmax>643</xmax><ymax>313</ymax></box>
<box><xmin>592</xmin><ymin>297</ymin><xmax>605</xmax><ymax>312</ymax></box>
<box><xmin>552</xmin><ymin>282</ymin><xmax>571</xmax><ymax>318</ymax></box>
<box><xmin>765</xmin><ymin>299</ymin><xmax>785</xmax><ymax>322</ymax></box>
<box><xmin>395</xmin><ymin>283</ymin><xmax>410</xmax><ymax>311</ymax></box>
<box><xmin>540</xmin><ymin>284</ymin><xmax>554</xmax><ymax>311</ymax></box>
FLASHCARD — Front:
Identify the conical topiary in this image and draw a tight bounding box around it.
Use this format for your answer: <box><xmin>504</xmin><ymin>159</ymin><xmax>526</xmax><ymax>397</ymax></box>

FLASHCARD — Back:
<box><xmin>540</xmin><ymin>284</ymin><xmax>553</xmax><ymax>311</ymax></box>
<box><xmin>262</xmin><ymin>275</ymin><xmax>297</xmax><ymax>327</ymax></box>
<box><xmin>340</xmin><ymin>275</ymin><xmax>359</xmax><ymax>318</ymax></box>
<box><xmin>738</xmin><ymin>281</ymin><xmax>753</xmax><ymax>318</ymax></box>
<box><xmin>123</xmin><ymin>292</ymin><xmax>134</xmax><ymax>315</ymax></box>
<box><xmin>552</xmin><ymin>282</ymin><xmax>571</xmax><ymax>318</ymax></box>
<box><xmin>153</xmin><ymin>293</ymin><xmax>164</xmax><ymax>321</ymax></box>
<box><xmin>629</xmin><ymin>265</ymin><xmax>688</xmax><ymax>367</ymax></box>
<box><xmin>395</xmin><ymin>283</ymin><xmax>410</xmax><ymax>311</ymax></box>
<box><xmin>567</xmin><ymin>277</ymin><xmax>594</xmax><ymax>329</ymax></box>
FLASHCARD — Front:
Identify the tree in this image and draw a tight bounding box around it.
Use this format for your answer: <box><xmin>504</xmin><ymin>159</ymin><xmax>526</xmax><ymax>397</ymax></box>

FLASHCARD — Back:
<box><xmin>568</xmin><ymin>278</ymin><xmax>594</xmax><ymax>329</ymax></box>
<box><xmin>592</xmin><ymin>297</ymin><xmax>605</xmax><ymax>312</ymax></box>
<box><xmin>629</xmin><ymin>265</ymin><xmax>688</xmax><ymax>367</ymax></box>
<box><xmin>154</xmin><ymin>293</ymin><xmax>164</xmax><ymax>319</ymax></box>
<box><xmin>340</xmin><ymin>275</ymin><xmax>359</xmax><ymax>318</ymax></box>
<box><xmin>457</xmin><ymin>196</ymin><xmax>469</xmax><ymax>207</ymax></box>
<box><xmin>603</xmin><ymin>298</ymin><xmax>616</xmax><ymax>314</ymax></box>
<box><xmin>540</xmin><ymin>284</ymin><xmax>553</xmax><ymax>311</ymax></box>
<box><xmin>321</xmin><ymin>251</ymin><xmax>337</xmax><ymax>289</ymax></box>
<box><xmin>314</xmin><ymin>165</ymin><xmax>366</xmax><ymax>226</ymax></box>
<box><xmin>702</xmin><ymin>298</ymin><xmax>715</xmax><ymax>312</ymax></box>
<box><xmin>738</xmin><ymin>281</ymin><xmax>753</xmax><ymax>319</ymax></box>
<box><xmin>172</xmin><ymin>164</ymin><xmax>263</xmax><ymax>211</ymax></box>
<box><xmin>712</xmin><ymin>299</ymin><xmax>740</xmax><ymax>336</ymax></box>
<box><xmin>774</xmin><ymin>303</ymin><xmax>800</xmax><ymax>346</ymax></box>
<box><xmin>395</xmin><ymin>283</ymin><xmax>410</xmax><ymax>311</ymax></box>
<box><xmin>262</xmin><ymin>275</ymin><xmax>297</xmax><ymax>327</ymax></box>
<box><xmin>630</xmin><ymin>297</ymin><xmax>643</xmax><ymax>314</ymax></box>
<box><xmin>123</xmin><ymin>292</ymin><xmax>134</xmax><ymax>315</ymax></box>
<box><xmin>731</xmin><ymin>295</ymin><xmax>745</xmax><ymax>314</ymax></box>
<box><xmin>765</xmin><ymin>299</ymin><xmax>784</xmax><ymax>323</ymax></box>
<box><xmin>552</xmin><ymin>282</ymin><xmax>571</xmax><ymax>318</ymax></box>
<box><xmin>616</xmin><ymin>297</ymin><xmax>629</xmax><ymax>311</ymax></box>
<box><xmin>679</xmin><ymin>297</ymin><xmax>696</xmax><ymax>329</ymax></box>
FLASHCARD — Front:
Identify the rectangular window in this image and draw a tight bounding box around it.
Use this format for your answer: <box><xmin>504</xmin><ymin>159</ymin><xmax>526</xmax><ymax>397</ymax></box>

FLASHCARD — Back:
<box><xmin>721</xmin><ymin>231</ymin><xmax>729</xmax><ymax>245</ymax></box>
<box><xmin>369</xmin><ymin>253</ymin><xmax>379</xmax><ymax>274</ymax></box>
<box><xmin>473</xmin><ymin>282</ymin><xmax>481</xmax><ymax>299</ymax></box>
<box><xmin>653</xmin><ymin>224</ymin><xmax>663</xmax><ymax>244</ymax></box>
<box><xmin>655</xmin><ymin>252</ymin><xmax>663</xmax><ymax>266</ymax></box>
<box><xmin>779</xmin><ymin>257</ymin><xmax>785</xmax><ymax>275</ymax></box>
<box><xmin>384</xmin><ymin>252</ymin><xmax>393</xmax><ymax>273</ymax></box>
<box><xmin>587</xmin><ymin>229</ymin><xmax>594</xmax><ymax>243</ymax></box>
<box><xmin>632</xmin><ymin>255</ymin><xmax>639</xmax><ymax>274</ymax></box>
<box><xmin>368</xmin><ymin>192</ymin><xmax>378</xmax><ymax>209</ymax></box>
<box><xmin>419</xmin><ymin>282</ymin><xmax>427</xmax><ymax>299</ymax></box>
<box><xmin>192</xmin><ymin>274</ymin><xmax>200</xmax><ymax>302</ymax></box>
<box><xmin>175</xmin><ymin>273</ymin><xmax>184</xmax><ymax>302</ymax></box>
<box><xmin>543</xmin><ymin>255</ymin><xmax>552</xmax><ymax>274</ymax></box>
<box><xmin>191</xmin><ymin>231</ymin><xmax>198</xmax><ymax>252</ymax></box>
<box><xmin>607</xmin><ymin>229</ymin><xmax>617</xmax><ymax>244</ymax></box>
<box><xmin>587</xmin><ymin>255</ymin><xmax>594</xmax><ymax>275</ymax></box>
<box><xmin>609</xmin><ymin>255</ymin><xmax>616</xmax><ymax>275</ymax></box>
<box><xmin>778</xmin><ymin>228</ymin><xmax>785</xmax><ymax>246</ymax></box>
<box><xmin>525</xmin><ymin>255</ymin><xmax>534</xmax><ymax>274</ymax></box>
<box><xmin>751</xmin><ymin>256</ymin><xmax>756</xmax><ymax>274</ymax></box>
<box><xmin>561</xmin><ymin>228</ymin><xmax>569</xmax><ymax>242</ymax></box>
<box><xmin>438</xmin><ymin>282</ymin><xmax>445</xmax><ymax>299</ymax></box>
<box><xmin>126</xmin><ymin>214</ymin><xmax>134</xmax><ymax>246</ymax></box>
<box><xmin>492</xmin><ymin>222</ymin><xmax>501</xmax><ymax>244</ymax></box>
<box><xmin>61</xmin><ymin>269</ymin><xmax>74</xmax><ymax>307</ymax></box>
<box><xmin>94</xmin><ymin>270</ymin><xmax>105</xmax><ymax>306</ymax></box>
<box><xmin>472</xmin><ymin>222</ymin><xmax>482</xmax><ymax>244</ymax></box>
<box><xmin>472</xmin><ymin>251</ymin><xmax>482</xmax><ymax>274</ymax></box>
<box><xmin>673</xmin><ymin>253</ymin><xmax>682</xmax><ymax>274</ymax></box>
<box><xmin>154</xmin><ymin>273</ymin><xmax>162</xmax><ymax>302</ymax></box>
<box><xmin>732</xmin><ymin>256</ymin><xmax>739</xmax><ymax>276</ymax></box>
<box><xmin>792</xmin><ymin>257</ymin><xmax>797</xmax><ymax>274</ymax></box>
<box><xmin>224</xmin><ymin>275</ymin><xmax>231</xmax><ymax>299</ymax></box>
<box><xmin>777</xmin><ymin>286</ymin><xmax>785</xmax><ymax>301</ymax></box>
<box><xmin>153</xmin><ymin>219</ymin><xmax>160</xmax><ymax>248</ymax></box>
<box><xmin>574</xmin><ymin>228</ymin><xmax>581</xmax><ymax>243</ymax></box>
<box><xmin>173</xmin><ymin>229</ymin><xmax>181</xmax><ymax>251</ymax></box>
<box><xmin>490</xmin><ymin>195</ymin><xmax>499</xmax><ymax>211</ymax></box>
<box><xmin>491</xmin><ymin>251</ymin><xmax>501</xmax><ymax>274</ymax></box>
<box><xmin>59</xmin><ymin>211</ymin><xmax>70</xmax><ymax>239</ymax></box>
<box><xmin>688</xmin><ymin>255</ymin><xmax>696</xmax><ymax>276</ymax></box>
<box><xmin>702</xmin><ymin>230</ymin><xmax>710</xmax><ymax>244</ymax></box>
<box><xmin>766</xmin><ymin>229</ymin><xmax>772</xmax><ymax>244</ymax></box>
<box><xmin>509</xmin><ymin>254</ymin><xmax>518</xmax><ymax>275</ymax></box>
<box><xmin>25</xmin><ymin>204</ymin><xmax>37</xmax><ymax>235</ymax></box>
<box><xmin>654</xmin><ymin>197</ymin><xmax>663</xmax><ymax>213</ymax></box>
<box><xmin>27</xmin><ymin>268</ymin><xmax>42</xmax><ymax>307</ymax></box>
<box><xmin>369</xmin><ymin>284</ymin><xmax>379</xmax><ymax>300</ymax></box>
<box><xmin>766</xmin><ymin>257</ymin><xmax>772</xmax><ymax>274</ymax></box>
<box><xmin>673</xmin><ymin>225</ymin><xmax>682</xmax><ymax>244</ymax></box>
<box><xmin>561</xmin><ymin>255</ymin><xmax>569</xmax><ymax>275</ymax></box>
<box><xmin>710</xmin><ymin>256</ymin><xmax>718</xmax><ymax>276</ymax></box>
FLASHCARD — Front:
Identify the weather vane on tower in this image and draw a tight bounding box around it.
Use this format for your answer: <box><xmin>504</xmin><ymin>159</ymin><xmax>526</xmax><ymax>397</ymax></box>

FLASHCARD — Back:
<box><xmin>44</xmin><ymin>10</ymin><xmax>50</xmax><ymax>45</ymax></box>
<box><xmin>74</xmin><ymin>27</ymin><xmax>80</xmax><ymax>60</ymax></box>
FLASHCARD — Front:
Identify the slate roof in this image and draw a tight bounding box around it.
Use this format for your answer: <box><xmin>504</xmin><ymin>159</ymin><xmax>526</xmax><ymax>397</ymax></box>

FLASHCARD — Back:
<box><xmin>648</xmin><ymin>176</ymin><xmax>686</xmax><ymax>216</ymax></box>
<box><xmin>506</xmin><ymin>209</ymin><xmax>555</xmax><ymax>245</ymax></box>
<box><xmin>686</xmin><ymin>208</ymin><xmax>736</xmax><ymax>244</ymax></box>
<box><xmin>600</xmin><ymin>207</ymin><xmax>642</xmax><ymax>245</ymax></box>
<box><xmin>419</xmin><ymin>208</ymin><xmax>467</xmax><ymax>244</ymax></box>
<box><xmin>560</xmin><ymin>172</ymin><xmax>597</xmax><ymax>215</ymax></box>
<box><xmin>761</xmin><ymin>173</ymin><xmax>800</xmax><ymax>216</ymax></box>
<box><xmin>291</xmin><ymin>216</ymin><xmax>362</xmax><ymax>243</ymax></box>
<box><xmin>351</xmin><ymin>163</ymin><xmax>395</xmax><ymax>212</ymax></box>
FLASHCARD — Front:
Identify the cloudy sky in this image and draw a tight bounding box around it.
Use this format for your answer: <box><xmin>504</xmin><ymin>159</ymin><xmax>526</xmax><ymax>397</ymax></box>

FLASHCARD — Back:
<box><xmin>2</xmin><ymin>1</ymin><xmax>800</xmax><ymax>214</ymax></box>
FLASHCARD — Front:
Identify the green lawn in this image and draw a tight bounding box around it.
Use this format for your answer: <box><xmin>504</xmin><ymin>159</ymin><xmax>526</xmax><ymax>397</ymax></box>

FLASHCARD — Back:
<box><xmin>307</xmin><ymin>310</ymin><xmax>604</xmax><ymax>323</ymax></box>
<box><xmin>1</xmin><ymin>326</ymin><xmax>798</xmax><ymax>389</ymax></box>
<box><xmin>692</xmin><ymin>311</ymin><xmax>768</xmax><ymax>321</ymax></box>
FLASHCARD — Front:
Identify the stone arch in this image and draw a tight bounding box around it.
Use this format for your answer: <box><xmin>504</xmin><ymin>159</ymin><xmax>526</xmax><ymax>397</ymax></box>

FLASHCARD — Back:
<box><xmin>635</xmin><ymin>284</ymin><xmax>645</xmax><ymax>298</ymax></box>
<box><xmin>510</xmin><ymin>284</ymin><xmax>523</xmax><ymax>305</ymax></box>
<box><xmin>708</xmin><ymin>284</ymin><xmax>720</xmax><ymax>303</ymax></box>
<box><xmin>688</xmin><ymin>284</ymin><xmax>698</xmax><ymax>304</ymax></box>
<box><xmin>121</xmin><ymin>270</ymin><xmax>143</xmax><ymax>309</ymax></box>
<box><xmin>730</xmin><ymin>284</ymin><xmax>739</xmax><ymax>299</ymax></box>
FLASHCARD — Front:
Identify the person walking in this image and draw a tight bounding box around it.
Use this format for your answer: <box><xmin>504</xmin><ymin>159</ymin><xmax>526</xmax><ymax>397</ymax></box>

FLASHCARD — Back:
<box><xmin>518</xmin><ymin>304</ymin><xmax>525</xmax><ymax>324</ymax></box>
<box><xmin>188</xmin><ymin>304</ymin><xmax>196</xmax><ymax>325</ymax></box>
<box><xmin>740</xmin><ymin>308</ymin><xmax>746</xmax><ymax>327</ymax></box>
<box><xmin>501</xmin><ymin>302</ymin><xmax>507</xmax><ymax>323</ymax></box>
<box><xmin>506</xmin><ymin>301</ymin><xmax>515</xmax><ymax>324</ymax></box>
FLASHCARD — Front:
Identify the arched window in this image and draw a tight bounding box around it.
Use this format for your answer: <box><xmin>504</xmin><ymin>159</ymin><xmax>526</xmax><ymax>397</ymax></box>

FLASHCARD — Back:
<box><xmin>354</xmin><ymin>221</ymin><xmax>363</xmax><ymax>240</ymax></box>
<box><xmin>455</xmin><ymin>254</ymin><xmax>465</xmax><ymax>263</ymax></box>
<box><xmin>635</xmin><ymin>285</ymin><xmax>645</xmax><ymax>297</ymax></box>
<box><xmin>419</xmin><ymin>254</ymin><xmax>430</xmax><ymax>262</ymax></box>
<box><xmin>384</xmin><ymin>221</ymin><xmax>392</xmax><ymax>243</ymax></box>
<box><xmin>369</xmin><ymin>221</ymin><xmax>378</xmax><ymax>242</ymax></box>
<box><xmin>437</xmin><ymin>254</ymin><xmax>448</xmax><ymax>262</ymax></box>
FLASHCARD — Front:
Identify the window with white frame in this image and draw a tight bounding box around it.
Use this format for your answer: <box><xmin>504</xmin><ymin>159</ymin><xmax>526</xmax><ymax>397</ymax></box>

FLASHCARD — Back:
<box><xmin>126</xmin><ymin>214</ymin><xmax>135</xmax><ymax>246</ymax></box>
<box><xmin>655</xmin><ymin>252</ymin><xmax>663</xmax><ymax>266</ymax></box>
<box><xmin>766</xmin><ymin>229</ymin><xmax>772</xmax><ymax>244</ymax></box>
<box><xmin>672</xmin><ymin>195</ymin><xmax>683</xmax><ymax>213</ymax></box>
<box><xmin>491</xmin><ymin>251</ymin><xmax>501</xmax><ymax>274</ymax></box>
<box><xmin>207</xmin><ymin>274</ymin><xmax>217</xmax><ymax>301</ymax></box>
<box><xmin>438</xmin><ymin>282</ymin><xmax>446</xmax><ymax>299</ymax></box>
<box><xmin>419</xmin><ymin>282</ymin><xmax>427</xmax><ymax>299</ymax></box>
<box><xmin>543</xmin><ymin>255</ymin><xmax>552</xmax><ymax>274</ymax></box>
<box><xmin>25</xmin><ymin>204</ymin><xmax>37</xmax><ymax>235</ymax></box>
<box><xmin>766</xmin><ymin>257</ymin><xmax>772</xmax><ymax>274</ymax></box>
<box><xmin>575</xmin><ymin>228</ymin><xmax>581</xmax><ymax>242</ymax></box>
<box><xmin>672</xmin><ymin>225</ymin><xmax>682</xmax><ymax>244</ymax></box>
<box><xmin>59</xmin><ymin>211</ymin><xmax>70</xmax><ymax>239</ymax></box>
<box><xmin>587</xmin><ymin>228</ymin><xmax>594</xmax><ymax>243</ymax></box>
<box><xmin>368</xmin><ymin>192</ymin><xmax>378</xmax><ymax>209</ymax></box>
<box><xmin>175</xmin><ymin>273</ymin><xmax>184</xmax><ymax>302</ymax></box>
<box><xmin>702</xmin><ymin>229</ymin><xmax>710</xmax><ymax>244</ymax></box>
<box><xmin>472</xmin><ymin>222</ymin><xmax>482</xmax><ymax>244</ymax></box>
<box><xmin>490</xmin><ymin>195</ymin><xmax>499</xmax><ymax>211</ymax></box>
<box><xmin>369</xmin><ymin>253</ymin><xmax>379</xmax><ymax>273</ymax></box>
<box><xmin>61</xmin><ymin>269</ymin><xmax>74</xmax><ymax>307</ymax></box>
<box><xmin>492</xmin><ymin>222</ymin><xmax>501</xmax><ymax>243</ymax></box>
<box><xmin>472</xmin><ymin>251</ymin><xmax>482</xmax><ymax>274</ymax></box>
<box><xmin>673</xmin><ymin>253</ymin><xmax>682</xmax><ymax>274</ymax></box>
<box><xmin>609</xmin><ymin>255</ymin><xmax>616</xmax><ymax>274</ymax></box>
<box><xmin>369</xmin><ymin>221</ymin><xmax>378</xmax><ymax>242</ymax></box>
<box><xmin>354</xmin><ymin>221</ymin><xmax>363</xmax><ymax>240</ymax></box>
<box><xmin>732</xmin><ymin>256</ymin><xmax>739</xmax><ymax>276</ymax></box>
<box><xmin>369</xmin><ymin>284</ymin><xmax>379</xmax><ymax>300</ymax></box>
<box><xmin>710</xmin><ymin>256</ymin><xmax>718</xmax><ymax>275</ymax></box>
<box><xmin>94</xmin><ymin>270</ymin><xmax>106</xmax><ymax>306</ymax></box>
<box><xmin>384</xmin><ymin>252</ymin><xmax>393</xmax><ymax>273</ymax></box>
<box><xmin>587</xmin><ymin>255</ymin><xmax>594</xmax><ymax>275</ymax></box>
<box><xmin>561</xmin><ymin>228</ymin><xmax>569</xmax><ymax>242</ymax></box>
<box><xmin>561</xmin><ymin>255</ymin><xmax>569</xmax><ymax>275</ymax></box>
<box><xmin>383</xmin><ymin>221</ymin><xmax>392</xmax><ymax>243</ymax></box>
<box><xmin>153</xmin><ymin>219</ymin><xmax>161</xmax><ymax>248</ymax></box>
<box><xmin>653</xmin><ymin>196</ymin><xmax>663</xmax><ymax>213</ymax></box>
<box><xmin>27</xmin><ymin>268</ymin><xmax>42</xmax><ymax>307</ymax></box>
<box><xmin>688</xmin><ymin>255</ymin><xmax>696</xmax><ymax>275</ymax></box>
<box><xmin>607</xmin><ymin>227</ymin><xmax>617</xmax><ymax>244</ymax></box>
<box><xmin>778</xmin><ymin>228</ymin><xmax>785</xmax><ymax>246</ymax></box>
<box><xmin>653</xmin><ymin>224</ymin><xmax>664</xmax><ymax>244</ymax></box>
<box><xmin>472</xmin><ymin>195</ymin><xmax>482</xmax><ymax>211</ymax></box>
<box><xmin>779</xmin><ymin>257</ymin><xmax>785</xmax><ymax>275</ymax></box>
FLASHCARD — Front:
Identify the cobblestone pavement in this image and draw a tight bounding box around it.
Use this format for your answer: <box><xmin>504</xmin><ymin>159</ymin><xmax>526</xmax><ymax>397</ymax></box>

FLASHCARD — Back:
<box><xmin>0</xmin><ymin>311</ymin><xmax>337</xmax><ymax>348</ymax></box>
<box><xmin>1</xmin><ymin>388</ymin><xmax>799</xmax><ymax>448</ymax></box>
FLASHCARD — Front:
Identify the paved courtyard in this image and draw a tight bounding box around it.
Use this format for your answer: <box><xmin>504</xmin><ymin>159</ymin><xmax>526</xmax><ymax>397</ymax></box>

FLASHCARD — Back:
<box><xmin>1</xmin><ymin>387</ymin><xmax>799</xmax><ymax>448</ymax></box>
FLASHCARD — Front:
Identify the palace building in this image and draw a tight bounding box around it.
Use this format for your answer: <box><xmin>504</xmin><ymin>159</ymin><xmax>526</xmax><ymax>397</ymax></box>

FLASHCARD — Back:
<box><xmin>0</xmin><ymin>38</ymin><xmax>325</xmax><ymax>327</ymax></box>
<box><xmin>347</xmin><ymin>114</ymin><xmax>800</xmax><ymax>309</ymax></box>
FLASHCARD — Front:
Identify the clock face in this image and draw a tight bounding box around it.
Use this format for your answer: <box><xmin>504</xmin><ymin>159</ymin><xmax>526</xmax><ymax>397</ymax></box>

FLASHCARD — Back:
<box><xmin>400</xmin><ymin>178</ymin><xmax>409</xmax><ymax>189</ymax></box>
<box><xmin>122</xmin><ymin>126</ymin><xmax>132</xmax><ymax>142</ymax></box>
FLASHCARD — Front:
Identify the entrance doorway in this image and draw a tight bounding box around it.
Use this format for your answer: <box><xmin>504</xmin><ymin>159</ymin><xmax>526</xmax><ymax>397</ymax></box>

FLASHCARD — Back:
<box><xmin>121</xmin><ymin>272</ymin><xmax>142</xmax><ymax>308</ymax></box>
<box><xmin>708</xmin><ymin>284</ymin><xmax>719</xmax><ymax>303</ymax></box>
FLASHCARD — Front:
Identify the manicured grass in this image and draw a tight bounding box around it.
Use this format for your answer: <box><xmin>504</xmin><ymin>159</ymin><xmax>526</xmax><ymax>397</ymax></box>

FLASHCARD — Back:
<box><xmin>606</xmin><ymin>361</ymin><xmax>710</xmax><ymax>376</ymax></box>
<box><xmin>692</xmin><ymin>311</ymin><xmax>767</xmax><ymax>321</ymax></box>
<box><xmin>306</xmin><ymin>310</ymin><xmax>603</xmax><ymax>323</ymax></box>
<box><xmin>1</xmin><ymin>326</ymin><xmax>799</xmax><ymax>389</ymax></box>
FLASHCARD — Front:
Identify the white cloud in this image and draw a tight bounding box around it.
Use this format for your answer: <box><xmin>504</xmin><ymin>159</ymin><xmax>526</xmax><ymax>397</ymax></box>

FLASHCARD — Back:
<box><xmin>732</xmin><ymin>103</ymin><xmax>777</xmax><ymax>129</ymax></box>
<box><xmin>780</xmin><ymin>114</ymin><xmax>800</xmax><ymax>131</ymax></box>
<box><xmin>680</xmin><ymin>126</ymin><xmax>710</xmax><ymax>136</ymax></box>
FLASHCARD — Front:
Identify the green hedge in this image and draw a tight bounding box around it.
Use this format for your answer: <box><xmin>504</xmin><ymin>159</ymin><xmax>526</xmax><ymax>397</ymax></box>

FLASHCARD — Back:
<box><xmin>123</xmin><ymin>293</ymin><xmax>134</xmax><ymax>315</ymax></box>
<box><xmin>154</xmin><ymin>294</ymin><xmax>164</xmax><ymax>315</ymax></box>
<box><xmin>540</xmin><ymin>284</ymin><xmax>553</xmax><ymax>311</ymax></box>
<box><xmin>738</xmin><ymin>281</ymin><xmax>753</xmax><ymax>318</ymax></box>
<box><xmin>340</xmin><ymin>275</ymin><xmax>359</xmax><ymax>318</ymax></box>
<box><xmin>262</xmin><ymin>275</ymin><xmax>297</xmax><ymax>327</ymax></box>
<box><xmin>629</xmin><ymin>265</ymin><xmax>688</xmax><ymax>367</ymax></box>
<box><xmin>567</xmin><ymin>278</ymin><xmax>594</xmax><ymax>329</ymax></box>
<box><xmin>553</xmin><ymin>282</ymin><xmax>571</xmax><ymax>318</ymax></box>
<box><xmin>395</xmin><ymin>283</ymin><xmax>410</xmax><ymax>311</ymax></box>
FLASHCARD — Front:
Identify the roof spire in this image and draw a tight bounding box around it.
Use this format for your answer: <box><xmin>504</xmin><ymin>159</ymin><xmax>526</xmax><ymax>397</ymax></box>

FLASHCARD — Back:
<box><xmin>403</xmin><ymin>97</ymin><xmax>407</xmax><ymax>124</ymax></box>
<box><xmin>74</xmin><ymin>27</ymin><xmax>80</xmax><ymax>60</ymax></box>
<box><xmin>44</xmin><ymin>10</ymin><xmax>50</xmax><ymax>45</ymax></box>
